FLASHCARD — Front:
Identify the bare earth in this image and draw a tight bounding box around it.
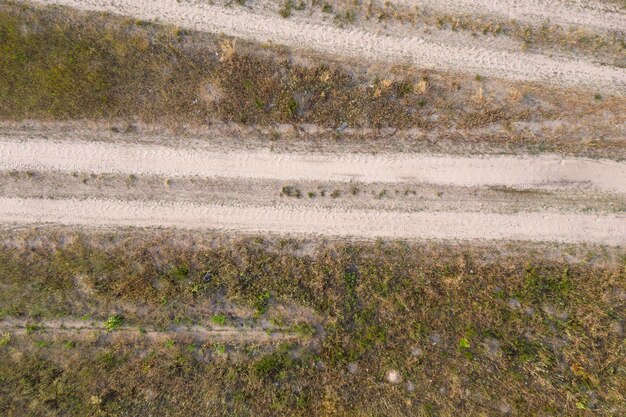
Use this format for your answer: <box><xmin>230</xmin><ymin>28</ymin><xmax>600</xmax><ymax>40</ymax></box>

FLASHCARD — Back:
<box><xmin>2</xmin><ymin>197</ymin><xmax>624</xmax><ymax>245</ymax></box>
<box><xmin>24</xmin><ymin>0</ymin><xmax>626</xmax><ymax>92</ymax></box>
<box><xmin>2</xmin><ymin>139</ymin><xmax>624</xmax><ymax>192</ymax></box>
<box><xmin>0</xmin><ymin>132</ymin><xmax>624</xmax><ymax>244</ymax></box>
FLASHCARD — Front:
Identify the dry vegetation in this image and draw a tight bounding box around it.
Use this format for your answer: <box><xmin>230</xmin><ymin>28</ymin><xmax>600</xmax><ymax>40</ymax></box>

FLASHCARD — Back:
<box><xmin>0</xmin><ymin>2</ymin><xmax>625</xmax><ymax>157</ymax></box>
<box><xmin>0</xmin><ymin>228</ymin><xmax>624</xmax><ymax>416</ymax></box>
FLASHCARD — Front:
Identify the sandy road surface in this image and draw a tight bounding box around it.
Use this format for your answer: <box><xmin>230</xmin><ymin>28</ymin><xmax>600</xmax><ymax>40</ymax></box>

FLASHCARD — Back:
<box><xmin>2</xmin><ymin>139</ymin><xmax>625</xmax><ymax>192</ymax></box>
<box><xmin>1</xmin><ymin>197</ymin><xmax>624</xmax><ymax>245</ymax></box>
<box><xmin>393</xmin><ymin>0</ymin><xmax>626</xmax><ymax>32</ymax></box>
<box><xmin>24</xmin><ymin>0</ymin><xmax>626</xmax><ymax>92</ymax></box>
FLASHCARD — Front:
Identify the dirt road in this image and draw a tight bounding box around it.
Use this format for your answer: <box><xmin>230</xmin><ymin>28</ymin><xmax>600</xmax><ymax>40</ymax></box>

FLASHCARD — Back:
<box><xmin>1</xmin><ymin>133</ymin><xmax>624</xmax><ymax>244</ymax></box>
<box><xmin>24</xmin><ymin>0</ymin><xmax>626</xmax><ymax>92</ymax></box>
<box><xmin>1</xmin><ymin>197</ymin><xmax>624</xmax><ymax>244</ymax></box>
<box><xmin>2</xmin><ymin>139</ymin><xmax>625</xmax><ymax>192</ymax></box>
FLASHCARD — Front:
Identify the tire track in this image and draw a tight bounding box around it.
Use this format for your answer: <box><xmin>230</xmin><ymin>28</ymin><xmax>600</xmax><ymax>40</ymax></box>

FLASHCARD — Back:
<box><xmin>1</xmin><ymin>139</ymin><xmax>624</xmax><ymax>192</ymax></box>
<box><xmin>23</xmin><ymin>0</ymin><xmax>626</xmax><ymax>92</ymax></box>
<box><xmin>1</xmin><ymin>197</ymin><xmax>624</xmax><ymax>245</ymax></box>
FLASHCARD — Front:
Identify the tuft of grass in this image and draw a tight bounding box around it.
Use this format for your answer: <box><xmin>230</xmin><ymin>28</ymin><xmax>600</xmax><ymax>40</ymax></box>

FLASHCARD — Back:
<box><xmin>210</xmin><ymin>314</ymin><xmax>226</xmax><ymax>326</ymax></box>
<box><xmin>279</xmin><ymin>0</ymin><xmax>292</xmax><ymax>18</ymax></box>
<box><xmin>104</xmin><ymin>315</ymin><xmax>123</xmax><ymax>332</ymax></box>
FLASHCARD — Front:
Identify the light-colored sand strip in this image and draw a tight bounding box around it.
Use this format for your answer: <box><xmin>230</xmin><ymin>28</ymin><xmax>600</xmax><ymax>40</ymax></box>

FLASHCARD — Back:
<box><xmin>1</xmin><ymin>139</ymin><xmax>625</xmax><ymax>192</ymax></box>
<box><xmin>24</xmin><ymin>0</ymin><xmax>626</xmax><ymax>92</ymax></box>
<box><xmin>393</xmin><ymin>0</ymin><xmax>626</xmax><ymax>32</ymax></box>
<box><xmin>0</xmin><ymin>319</ymin><xmax>299</xmax><ymax>342</ymax></box>
<box><xmin>1</xmin><ymin>197</ymin><xmax>624</xmax><ymax>244</ymax></box>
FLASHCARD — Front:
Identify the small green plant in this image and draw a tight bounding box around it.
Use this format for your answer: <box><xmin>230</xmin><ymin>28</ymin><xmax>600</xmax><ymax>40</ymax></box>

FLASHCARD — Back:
<box><xmin>290</xmin><ymin>322</ymin><xmax>315</xmax><ymax>338</ymax></box>
<box><xmin>255</xmin><ymin>291</ymin><xmax>271</xmax><ymax>316</ymax></box>
<box><xmin>0</xmin><ymin>332</ymin><xmax>11</xmax><ymax>346</ymax></box>
<box><xmin>168</xmin><ymin>264</ymin><xmax>189</xmax><ymax>280</ymax></box>
<box><xmin>279</xmin><ymin>0</ymin><xmax>292</xmax><ymax>18</ymax></box>
<box><xmin>25</xmin><ymin>324</ymin><xmax>40</xmax><ymax>334</ymax></box>
<box><xmin>215</xmin><ymin>344</ymin><xmax>226</xmax><ymax>355</ymax></box>
<box><xmin>322</xmin><ymin>3</ymin><xmax>333</xmax><ymax>13</ymax></box>
<box><xmin>330</xmin><ymin>189</ymin><xmax>341</xmax><ymax>198</ymax></box>
<box><xmin>164</xmin><ymin>339</ymin><xmax>175</xmax><ymax>348</ymax></box>
<box><xmin>104</xmin><ymin>315</ymin><xmax>124</xmax><ymax>332</ymax></box>
<box><xmin>307</xmin><ymin>191</ymin><xmax>316</xmax><ymax>198</ymax></box>
<box><xmin>211</xmin><ymin>314</ymin><xmax>227</xmax><ymax>325</ymax></box>
<box><xmin>459</xmin><ymin>337</ymin><xmax>471</xmax><ymax>348</ymax></box>
<box><xmin>253</xmin><ymin>351</ymin><xmax>292</xmax><ymax>381</ymax></box>
<box><xmin>281</xmin><ymin>185</ymin><xmax>301</xmax><ymax>198</ymax></box>
<box><xmin>594</xmin><ymin>93</ymin><xmax>602</xmax><ymax>100</ymax></box>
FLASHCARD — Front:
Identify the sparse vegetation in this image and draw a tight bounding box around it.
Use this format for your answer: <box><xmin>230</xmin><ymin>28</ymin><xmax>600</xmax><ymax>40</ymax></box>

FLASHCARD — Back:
<box><xmin>0</xmin><ymin>2</ymin><xmax>624</xmax><ymax>157</ymax></box>
<box><xmin>211</xmin><ymin>314</ymin><xmax>227</xmax><ymax>325</ymax></box>
<box><xmin>0</xmin><ymin>228</ymin><xmax>624</xmax><ymax>415</ymax></box>
<box><xmin>104</xmin><ymin>314</ymin><xmax>124</xmax><ymax>332</ymax></box>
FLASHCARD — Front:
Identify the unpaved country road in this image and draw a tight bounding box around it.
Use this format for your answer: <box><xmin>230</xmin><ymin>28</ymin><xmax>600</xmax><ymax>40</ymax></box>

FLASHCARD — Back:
<box><xmin>393</xmin><ymin>0</ymin><xmax>626</xmax><ymax>32</ymax></box>
<box><xmin>2</xmin><ymin>139</ymin><xmax>625</xmax><ymax>192</ymax></box>
<box><xmin>1</xmin><ymin>197</ymin><xmax>625</xmax><ymax>245</ymax></box>
<box><xmin>23</xmin><ymin>0</ymin><xmax>626</xmax><ymax>92</ymax></box>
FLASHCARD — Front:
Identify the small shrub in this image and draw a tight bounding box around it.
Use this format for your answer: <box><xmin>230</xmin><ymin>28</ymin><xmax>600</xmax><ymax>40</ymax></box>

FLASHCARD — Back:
<box><xmin>281</xmin><ymin>185</ymin><xmax>301</xmax><ymax>198</ymax></box>
<box><xmin>253</xmin><ymin>351</ymin><xmax>292</xmax><ymax>381</ymax></box>
<box><xmin>211</xmin><ymin>314</ymin><xmax>227</xmax><ymax>325</ymax></box>
<box><xmin>104</xmin><ymin>315</ymin><xmax>123</xmax><ymax>332</ymax></box>
<box><xmin>0</xmin><ymin>332</ymin><xmax>11</xmax><ymax>346</ymax></box>
<box><xmin>279</xmin><ymin>1</ymin><xmax>292</xmax><ymax>18</ymax></box>
<box><xmin>255</xmin><ymin>291</ymin><xmax>271</xmax><ymax>316</ymax></box>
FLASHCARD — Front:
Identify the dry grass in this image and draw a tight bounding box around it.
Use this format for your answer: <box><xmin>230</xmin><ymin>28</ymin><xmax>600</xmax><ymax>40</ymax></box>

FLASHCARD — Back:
<box><xmin>0</xmin><ymin>227</ymin><xmax>624</xmax><ymax>416</ymax></box>
<box><xmin>0</xmin><ymin>2</ymin><xmax>624</xmax><ymax>158</ymax></box>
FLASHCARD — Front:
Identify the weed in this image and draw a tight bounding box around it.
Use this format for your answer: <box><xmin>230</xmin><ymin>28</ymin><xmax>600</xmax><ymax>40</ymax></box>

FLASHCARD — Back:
<box><xmin>168</xmin><ymin>264</ymin><xmax>189</xmax><ymax>280</ymax></box>
<box><xmin>25</xmin><ymin>324</ymin><xmax>40</xmax><ymax>334</ymax></box>
<box><xmin>0</xmin><ymin>332</ymin><xmax>11</xmax><ymax>346</ymax></box>
<box><xmin>330</xmin><ymin>189</ymin><xmax>341</xmax><ymax>198</ymax></box>
<box><xmin>253</xmin><ymin>351</ymin><xmax>293</xmax><ymax>381</ymax></box>
<box><xmin>210</xmin><ymin>313</ymin><xmax>227</xmax><ymax>325</ymax></box>
<box><xmin>279</xmin><ymin>1</ymin><xmax>292</xmax><ymax>18</ymax></box>
<box><xmin>307</xmin><ymin>191</ymin><xmax>316</xmax><ymax>198</ymax></box>
<box><xmin>255</xmin><ymin>291</ymin><xmax>271</xmax><ymax>316</ymax></box>
<box><xmin>281</xmin><ymin>185</ymin><xmax>301</xmax><ymax>198</ymax></box>
<box><xmin>104</xmin><ymin>315</ymin><xmax>123</xmax><ymax>332</ymax></box>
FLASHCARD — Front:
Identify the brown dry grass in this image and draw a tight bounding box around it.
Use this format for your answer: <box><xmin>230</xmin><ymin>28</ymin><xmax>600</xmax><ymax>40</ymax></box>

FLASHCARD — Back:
<box><xmin>0</xmin><ymin>227</ymin><xmax>624</xmax><ymax>416</ymax></box>
<box><xmin>0</xmin><ymin>2</ymin><xmax>624</xmax><ymax>158</ymax></box>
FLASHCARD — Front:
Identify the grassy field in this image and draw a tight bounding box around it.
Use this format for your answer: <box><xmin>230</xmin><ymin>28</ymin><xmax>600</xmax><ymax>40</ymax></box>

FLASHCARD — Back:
<box><xmin>0</xmin><ymin>228</ymin><xmax>624</xmax><ymax>416</ymax></box>
<box><xmin>1</xmin><ymin>2</ymin><xmax>625</xmax><ymax>157</ymax></box>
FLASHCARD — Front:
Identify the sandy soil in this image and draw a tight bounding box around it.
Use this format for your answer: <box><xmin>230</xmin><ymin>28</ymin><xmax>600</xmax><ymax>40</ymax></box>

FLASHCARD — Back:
<box><xmin>1</xmin><ymin>132</ymin><xmax>624</xmax><ymax>244</ymax></box>
<box><xmin>1</xmin><ymin>197</ymin><xmax>624</xmax><ymax>244</ymax></box>
<box><xmin>2</xmin><ymin>139</ymin><xmax>625</xmax><ymax>192</ymax></box>
<box><xmin>0</xmin><ymin>319</ymin><xmax>301</xmax><ymax>343</ymax></box>
<box><xmin>24</xmin><ymin>0</ymin><xmax>626</xmax><ymax>92</ymax></box>
<box><xmin>3</xmin><ymin>171</ymin><xmax>624</xmax><ymax>214</ymax></box>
